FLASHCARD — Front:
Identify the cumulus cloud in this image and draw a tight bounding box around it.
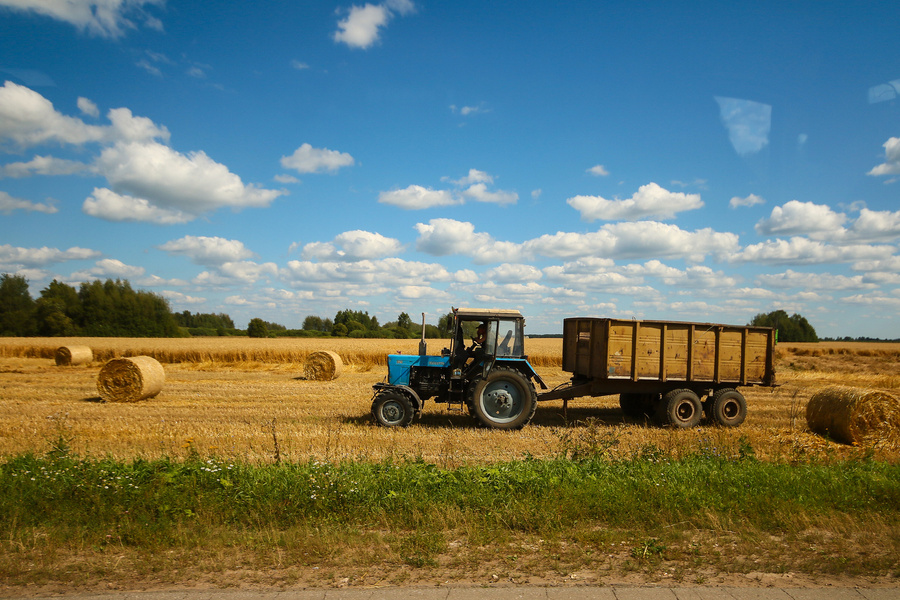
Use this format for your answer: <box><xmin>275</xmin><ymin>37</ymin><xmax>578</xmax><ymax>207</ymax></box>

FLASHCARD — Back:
<box><xmin>755</xmin><ymin>200</ymin><xmax>847</xmax><ymax>237</ymax></box>
<box><xmin>301</xmin><ymin>230</ymin><xmax>403</xmax><ymax>262</ymax></box>
<box><xmin>194</xmin><ymin>261</ymin><xmax>278</xmax><ymax>286</ymax></box>
<box><xmin>529</xmin><ymin>222</ymin><xmax>738</xmax><ymax>263</ymax></box>
<box><xmin>414</xmin><ymin>219</ymin><xmax>516</xmax><ymax>263</ymax></box>
<box><xmin>70</xmin><ymin>258</ymin><xmax>145</xmax><ymax>280</ymax></box>
<box><xmin>0</xmin><ymin>0</ymin><xmax>165</xmax><ymax>38</ymax></box>
<box><xmin>333</xmin><ymin>0</ymin><xmax>415</xmax><ymax>49</ymax></box>
<box><xmin>0</xmin><ymin>155</ymin><xmax>88</xmax><ymax>178</ymax></box>
<box><xmin>82</xmin><ymin>188</ymin><xmax>192</xmax><ymax>224</ymax></box>
<box><xmin>0</xmin><ymin>191</ymin><xmax>57</xmax><ymax>214</ymax></box>
<box><xmin>867</xmin><ymin>136</ymin><xmax>900</xmax><ymax>178</ymax></box>
<box><xmin>160</xmin><ymin>290</ymin><xmax>206</xmax><ymax>305</ymax></box>
<box><xmin>77</xmin><ymin>97</ymin><xmax>99</xmax><ymax>117</ymax></box>
<box><xmin>280</xmin><ymin>143</ymin><xmax>355</xmax><ymax>174</ymax></box>
<box><xmin>715</xmin><ymin>96</ymin><xmax>772</xmax><ymax>156</ymax></box>
<box><xmin>0</xmin><ymin>244</ymin><xmax>100</xmax><ymax>268</ymax></box>
<box><xmin>379</xmin><ymin>185</ymin><xmax>460</xmax><ymax>209</ymax></box>
<box><xmin>381</xmin><ymin>169</ymin><xmax>516</xmax><ymax>209</ymax></box>
<box><xmin>732</xmin><ymin>237</ymin><xmax>893</xmax><ymax>265</ymax></box>
<box><xmin>587</xmin><ymin>164</ymin><xmax>609</xmax><ymax>176</ymax></box>
<box><xmin>158</xmin><ymin>236</ymin><xmax>256</xmax><ymax>266</ymax></box>
<box><xmin>90</xmin><ymin>141</ymin><xmax>285</xmax><ymax>220</ymax></box>
<box><xmin>0</xmin><ymin>81</ymin><xmax>107</xmax><ymax>148</ymax></box>
<box><xmin>729</xmin><ymin>193</ymin><xmax>765</xmax><ymax>208</ymax></box>
<box><xmin>756</xmin><ymin>269</ymin><xmax>876</xmax><ymax>291</ymax></box>
<box><xmin>567</xmin><ymin>182</ymin><xmax>703</xmax><ymax>221</ymax></box>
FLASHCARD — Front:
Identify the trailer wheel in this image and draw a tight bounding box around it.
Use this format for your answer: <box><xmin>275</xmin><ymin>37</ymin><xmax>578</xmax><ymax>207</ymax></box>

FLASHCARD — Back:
<box><xmin>371</xmin><ymin>390</ymin><xmax>414</xmax><ymax>427</ymax></box>
<box><xmin>709</xmin><ymin>388</ymin><xmax>747</xmax><ymax>427</ymax></box>
<box><xmin>658</xmin><ymin>389</ymin><xmax>702</xmax><ymax>428</ymax></box>
<box><xmin>619</xmin><ymin>393</ymin><xmax>655</xmax><ymax>419</ymax></box>
<box><xmin>469</xmin><ymin>367</ymin><xmax>537</xmax><ymax>430</ymax></box>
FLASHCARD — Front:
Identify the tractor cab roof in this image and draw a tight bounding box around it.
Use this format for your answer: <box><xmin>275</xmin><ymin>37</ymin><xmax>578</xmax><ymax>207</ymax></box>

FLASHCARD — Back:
<box><xmin>454</xmin><ymin>308</ymin><xmax>524</xmax><ymax>320</ymax></box>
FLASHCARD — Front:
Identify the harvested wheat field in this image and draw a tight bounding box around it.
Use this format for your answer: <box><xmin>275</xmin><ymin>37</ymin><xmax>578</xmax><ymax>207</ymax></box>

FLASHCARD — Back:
<box><xmin>1</xmin><ymin>337</ymin><xmax>898</xmax><ymax>464</ymax></box>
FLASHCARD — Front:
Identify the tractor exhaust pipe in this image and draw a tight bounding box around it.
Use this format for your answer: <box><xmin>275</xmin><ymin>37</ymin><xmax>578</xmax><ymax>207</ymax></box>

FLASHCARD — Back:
<box><xmin>419</xmin><ymin>312</ymin><xmax>427</xmax><ymax>356</ymax></box>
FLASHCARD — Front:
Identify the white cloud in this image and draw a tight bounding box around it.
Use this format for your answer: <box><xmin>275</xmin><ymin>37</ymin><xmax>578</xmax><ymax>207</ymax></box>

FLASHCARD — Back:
<box><xmin>383</xmin><ymin>170</ymin><xmax>516</xmax><ymax>209</ymax></box>
<box><xmin>755</xmin><ymin>200</ymin><xmax>846</xmax><ymax>237</ymax></box>
<box><xmin>280</xmin><ymin>143</ymin><xmax>355</xmax><ymax>174</ymax></box>
<box><xmin>528</xmin><ymin>222</ymin><xmax>737</xmax><ymax>262</ymax></box>
<box><xmin>756</xmin><ymin>269</ymin><xmax>876</xmax><ymax>291</ymax></box>
<box><xmin>301</xmin><ymin>230</ymin><xmax>403</xmax><ymax>262</ymax></box>
<box><xmin>70</xmin><ymin>258</ymin><xmax>145</xmax><ymax>280</ymax></box>
<box><xmin>333</xmin><ymin>1</ymin><xmax>414</xmax><ymax>49</ymax></box>
<box><xmin>732</xmin><ymin>237</ymin><xmax>893</xmax><ymax>265</ymax></box>
<box><xmin>484</xmin><ymin>264</ymin><xmax>543</xmax><ymax>283</ymax></box>
<box><xmin>414</xmin><ymin>218</ymin><xmax>515</xmax><ymax>263</ymax></box>
<box><xmin>587</xmin><ymin>164</ymin><xmax>609</xmax><ymax>177</ymax></box>
<box><xmin>106</xmin><ymin>107</ymin><xmax>170</xmax><ymax>143</ymax></box>
<box><xmin>845</xmin><ymin>208</ymin><xmax>900</xmax><ymax>242</ymax></box>
<box><xmin>92</xmin><ymin>141</ymin><xmax>285</xmax><ymax>219</ymax></box>
<box><xmin>446</xmin><ymin>168</ymin><xmax>492</xmax><ymax>186</ymax></box>
<box><xmin>0</xmin><ymin>0</ymin><xmax>165</xmax><ymax>38</ymax></box>
<box><xmin>462</xmin><ymin>182</ymin><xmax>518</xmax><ymax>205</ymax></box>
<box><xmin>567</xmin><ymin>182</ymin><xmax>703</xmax><ymax>221</ymax></box>
<box><xmin>160</xmin><ymin>290</ymin><xmax>206</xmax><ymax>305</ymax></box>
<box><xmin>715</xmin><ymin>96</ymin><xmax>772</xmax><ymax>156</ymax></box>
<box><xmin>867</xmin><ymin>137</ymin><xmax>900</xmax><ymax>177</ymax></box>
<box><xmin>0</xmin><ymin>244</ymin><xmax>100</xmax><ymax>268</ymax></box>
<box><xmin>0</xmin><ymin>81</ymin><xmax>106</xmax><ymax>147</ymax></box>
<box><xmin>77</xmin><ymin>97</ymin><xmax>99</xmax><ymax>118</ymax></box>
<box><xmin>158</xmin><ymin>236</ymin><xmax>256</xmax><ymax>266</ymax></box>
<box><xmin>194</xmin><ymin>261</ymin><xmax>278</xmax><ymax>286</ymax></box>
<box><xmin>0</xmin><ymin>155</ymin><xmax>88</xmax><ymax>178</ymax></box>
<box><xmin>729</xmin><ymin>193</ymin><xmax>765</xmax><ymax>209</ymax></box>
<box><xmin>0</xmin><ymin>191</ymin><xmax>58</xmax><ymax>214</ymax></box>
<box><xmin>379</xmin><ymin>185</ymin><xmax>460</xmax><ymax>209</ymax></box>
<box><xmin>82</xmin><ymin>188</ymin><xmax>192</xmax><ymax>224</ymax></box>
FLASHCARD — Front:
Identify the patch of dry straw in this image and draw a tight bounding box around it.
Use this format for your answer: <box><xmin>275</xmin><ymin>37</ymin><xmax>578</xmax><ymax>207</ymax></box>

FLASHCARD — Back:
<box><xmin>304</xmin><ymin>350</ymin><xmax>343</xmax><ymax>381</ymax></box>
<box><xmin>55</xmin><ymin>345</ymin><xmax>92</xmax><ymax>366</ymax></box>
<box><xmin>97</xmin><ymin>356</ymin><xmax>166</xmax><ymax>402</ymax></box>
<box><xmin>806</xmin><ymin>385</ymin><xmax>900</xmax><ymax>446</ymax></box>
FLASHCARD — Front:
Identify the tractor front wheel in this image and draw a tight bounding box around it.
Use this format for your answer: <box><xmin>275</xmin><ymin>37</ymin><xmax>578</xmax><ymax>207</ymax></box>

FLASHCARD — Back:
<box><xmin>371</xmin><ymin>390</ymin><xmax>414</xmax><ymax>427</ymax></box>
<box><xmin>468</xmin><ymin>367</ymin><xmax>537</xmax><ymax>430</ymax></box>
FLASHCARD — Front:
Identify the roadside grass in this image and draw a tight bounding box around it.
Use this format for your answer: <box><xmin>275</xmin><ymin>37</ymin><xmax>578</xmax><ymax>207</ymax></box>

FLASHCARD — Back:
<box><xmin>2</xmin><ymin>444</ymin><xmax>899</xmax><ymax>589</ymax></box>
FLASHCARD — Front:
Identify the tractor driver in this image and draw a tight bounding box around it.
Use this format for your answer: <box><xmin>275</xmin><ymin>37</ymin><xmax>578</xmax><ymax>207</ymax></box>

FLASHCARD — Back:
<box><xmin>466</xmin><ymin>322</ymin><xmax>487</xmax><ymax>363</ymax></box>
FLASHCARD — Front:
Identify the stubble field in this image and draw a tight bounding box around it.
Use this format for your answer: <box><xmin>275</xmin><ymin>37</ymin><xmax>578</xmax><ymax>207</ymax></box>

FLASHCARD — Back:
<box><xmin>1</xmin><ymin>336</ymin><xmax>898</xmax><ymax>464</ymax></box>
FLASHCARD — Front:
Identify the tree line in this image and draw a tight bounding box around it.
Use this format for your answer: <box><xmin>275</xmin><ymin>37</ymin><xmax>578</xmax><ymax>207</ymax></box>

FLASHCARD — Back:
<box><xmin>0</xmin><ymin>274</ymin><xmax>454</xmax><ymax>339</ymax></box>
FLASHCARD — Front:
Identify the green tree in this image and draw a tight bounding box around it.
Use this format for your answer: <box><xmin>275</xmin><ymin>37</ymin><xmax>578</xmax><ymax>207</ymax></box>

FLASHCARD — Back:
<box><xmin>247</xmin><ymin>318</ymin><xmax>269</xmax><ymax>338</ymax></box>
<box><xmin>750</xmin><ymin>310</ymin><xmax>818</xmax><ymax>342</ymax></box>
<box><xmin>438</xmin><ymin>312</ymin><xmax>454</xmax><ymax>337</ymax></box>
<box><xmin>36</xmin><ymin>280</ymin><xmax>81</xmax><ymax>336</ymax></box>
<box><xmin>397</xmin><ymin>312</ymin><xmax>413</xmax><ymax>331</ymax></box>
<box><xmin>0</xmin><ymin>274</ymin><xmax>36</xmax><ymax>336</ymax></box>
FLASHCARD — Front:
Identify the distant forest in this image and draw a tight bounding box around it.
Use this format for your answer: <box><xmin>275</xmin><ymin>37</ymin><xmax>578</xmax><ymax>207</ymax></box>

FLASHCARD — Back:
<box><xmin>2</xmin><ymin>273</ymin><xmax>898</xmax><ymax>341</ymax></box>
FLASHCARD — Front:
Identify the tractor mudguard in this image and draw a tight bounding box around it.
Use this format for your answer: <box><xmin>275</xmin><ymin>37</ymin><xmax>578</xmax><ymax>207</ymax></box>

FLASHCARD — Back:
<box><xmin>494</xmin><ymin>358</ymin><xmax>548</xmax><ymax>390</ymax></box>
<box><xmin>372</xmin><ymin>382</ymin><xmax>423</xmax><ymax>412</ymax></box>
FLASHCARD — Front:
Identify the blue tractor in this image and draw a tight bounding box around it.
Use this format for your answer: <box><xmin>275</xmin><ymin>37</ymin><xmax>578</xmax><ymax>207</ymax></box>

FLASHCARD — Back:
<box><xmin>370</xmin><ymin>307</ymin><xmax>548</xmax><ymax>430</ymax></box>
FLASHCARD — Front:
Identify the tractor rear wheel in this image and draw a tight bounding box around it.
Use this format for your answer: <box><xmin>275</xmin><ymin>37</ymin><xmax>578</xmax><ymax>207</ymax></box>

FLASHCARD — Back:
<box><xmin>371</xmin><ymin>390</ymin><xmax>414</xmax><ymax>427</ymax></box>
<box><xmin>468</xmin><ymin>367</ymin><xmax>537</xmax><ymax>430</ymax></box>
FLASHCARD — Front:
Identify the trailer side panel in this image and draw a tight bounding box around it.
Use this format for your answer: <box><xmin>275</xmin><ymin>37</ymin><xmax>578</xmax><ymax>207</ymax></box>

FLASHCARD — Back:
<box><xmin>562</xmin><ymin>318</ymin><xmax>775</xmax><ymax>387</ymax></box>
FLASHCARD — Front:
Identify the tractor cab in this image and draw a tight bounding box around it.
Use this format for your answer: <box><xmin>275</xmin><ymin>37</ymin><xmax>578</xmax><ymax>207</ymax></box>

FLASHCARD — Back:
<box><xmin>450</xmin><ymin>308</ymin><xmax>527</xmax><ymax>369</ymax></box>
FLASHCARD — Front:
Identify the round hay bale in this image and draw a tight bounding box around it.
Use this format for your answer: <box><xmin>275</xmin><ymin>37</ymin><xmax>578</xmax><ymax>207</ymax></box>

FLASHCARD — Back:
<box><xmin>806</xmin><ymin>386</ymin><xmax>900</xmax><ymax>445</ymax></box>
<box><xmin>97</xmin><ymin>356</ymin><xmax>165</xmax><ymax>402</ymax></box>
<box><xmin>304</xmin><ymin>350</ymin><xmax>343</xmax><ymax>381</ymax></box>
<box><xmin>55</xmin><ymin>345</ymin><xmax>92</xmax><ymax>366</ymax></box>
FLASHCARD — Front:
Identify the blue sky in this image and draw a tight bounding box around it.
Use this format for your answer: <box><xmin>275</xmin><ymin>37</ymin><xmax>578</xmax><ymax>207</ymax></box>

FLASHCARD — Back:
<box><xmin>1</xmin><ymin>1</ymin><xmax>900</xmax><ymax>337</ymax></box>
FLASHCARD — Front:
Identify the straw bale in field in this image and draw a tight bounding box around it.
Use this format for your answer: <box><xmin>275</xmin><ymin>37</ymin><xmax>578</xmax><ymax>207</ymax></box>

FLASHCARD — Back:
<box><xmin>97</xmin><ymin>356</ymin><xmax>165</xmax><ymax>402</ymax></box>
<box><xmin>806</xmin><ymin>386</ymin><xmax>900</xmax><ymax>445</ymax></box>
<box><xmin>304</xmin><ymin>350</ymin><xmax>343</xmax><ymax>381</ymax></box>
<box><xmin>55</xmin><ymin>345</ymin><xmax>92</xmax><ymax>366</ymax></box>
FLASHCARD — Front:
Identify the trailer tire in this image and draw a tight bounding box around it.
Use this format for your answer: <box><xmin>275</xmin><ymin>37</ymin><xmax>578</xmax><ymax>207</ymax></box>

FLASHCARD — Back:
<box><xmin>469</xmin><ymin>367</ymin><xmax>537</xmax><ymax>430</ymax></box>
<box><xmin>371</xmin><ymin>390</ymin><xmax>415</xmax><ymax>427</ymax></box>
<box><xmin>709</xmin><ymin>388</ymin><xmax>747</xmax><ymax>427</ymax></box>
<box><xmin>619</xmin><ymin>393</ymin><xmax>655</xmax><ymax>419</ymax></box>
<box><xmin>658</xmin><ymin>389</ymin><xmax>702</xmax><ymax>428</ymax></box>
